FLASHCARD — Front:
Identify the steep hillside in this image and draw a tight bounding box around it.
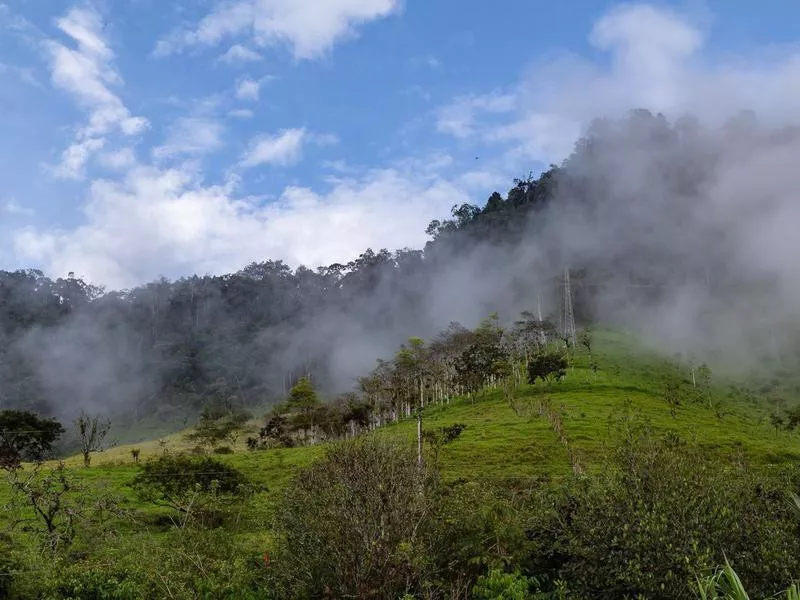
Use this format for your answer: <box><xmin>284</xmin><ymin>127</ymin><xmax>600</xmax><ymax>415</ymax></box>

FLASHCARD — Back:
<box><xmin>7</xmin><ymin>330</ymin><xmax>797</xmax><ymax>505</ymax></box>
<box><xmin>3</xmin><ymin>330</ymin><xmax>800</xmax><ymax>598</ymax></box>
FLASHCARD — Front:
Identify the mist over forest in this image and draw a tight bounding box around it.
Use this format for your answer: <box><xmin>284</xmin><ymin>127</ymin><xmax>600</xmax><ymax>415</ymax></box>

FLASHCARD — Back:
<box><xmin>2</xmin><ymin>109</ymin><xmax>799</xmax><ymax>422</ymax></box>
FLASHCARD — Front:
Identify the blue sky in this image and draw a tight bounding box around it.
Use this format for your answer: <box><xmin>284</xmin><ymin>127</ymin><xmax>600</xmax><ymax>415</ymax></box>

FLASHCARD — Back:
<box><xmin>1</xmin><ymin>0</ymin><xmax>799</xmax><ymax>287</ymax></box>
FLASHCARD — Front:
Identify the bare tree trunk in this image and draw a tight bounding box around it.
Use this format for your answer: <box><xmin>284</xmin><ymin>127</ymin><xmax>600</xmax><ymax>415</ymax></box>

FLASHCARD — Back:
<box><xmin>417</xmin><ymin>411</ymin><xmax>422</xmax><ymax>467</ymax></box>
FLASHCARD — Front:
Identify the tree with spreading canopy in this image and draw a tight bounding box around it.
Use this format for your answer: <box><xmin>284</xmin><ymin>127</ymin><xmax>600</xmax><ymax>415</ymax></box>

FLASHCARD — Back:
<box><xmin>0</xmin><ymin>410</ymin><xmax>64</xmax><ymax>471</ymax></box>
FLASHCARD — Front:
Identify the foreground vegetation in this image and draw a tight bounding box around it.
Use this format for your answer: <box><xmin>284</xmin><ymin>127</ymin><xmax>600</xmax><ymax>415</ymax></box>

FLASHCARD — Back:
<box><xmin>2</xmin><ymin>330</ymin><xmax>800</xmax><ymax>598</ymax></box>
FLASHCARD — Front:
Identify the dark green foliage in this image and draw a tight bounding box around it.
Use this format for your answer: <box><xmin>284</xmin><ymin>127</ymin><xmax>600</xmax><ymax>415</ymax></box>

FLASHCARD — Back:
<box><xmin>527</xmin><ymin>352</ymin><xmax>568</xmax><ymax>385</ymax></box>
<box><xmin>131</xmin><ymin>454</ymin><xmax>247</xmax><ymax>514</ymax></box>
<box><xmin>472</xmin><ymin>569</ymin><xmax>532</xmax><ymax>600</ymax></box>
<box><xmin>455</xmin><ymin>342</ymin><xmax>511</xmax><ymax>398</ymax></box>
<box><xmin>0</xmin><ymin>410</ymin><xmax>64</xmax><ymax>470</ymax></box>
<box><xmin>185</xmin><ymin>406</ymin><xmax>250</xmax><ymax>449</ymax></box>
<box><xmin>423</xmin><ymin>423</ymin><xmax>466</xmax><ymax>448</ymax></box>
<box><xmin>272</xmin><ymin>436</ymin><xmax>439</xmax><ymax>599</ymax></box>
<box><xmin>284</xmin><ymin>377</ymin><xmax>322</xmax><ymax>439</ymax></box>
<box><xmin>440</xmin><ymin>423</ymin><xmax>466</xmax><ymax>443</ymax></box>
<box><xmin>250</xmin><ymin>411</ymin><xmax>295</xmax><ymax>449</ymax></box>
<box><xmin>0</xmin><ymin>534</ymin><xmax>18</xmax><ymax>598</ymax></box>
<box><xmin>428</xmin><ymin>482</ymin><xmax>531</xmax><ymax>595</ymax></box>
<box><xmin>46</xmin><ymin>570</ymin><xmax>144</xmax><ymax>600</ymax></box>
<box><xmin>525</xmin><ymin>424</ymin><xmax>800</xmax><ymax>599</ymax></box>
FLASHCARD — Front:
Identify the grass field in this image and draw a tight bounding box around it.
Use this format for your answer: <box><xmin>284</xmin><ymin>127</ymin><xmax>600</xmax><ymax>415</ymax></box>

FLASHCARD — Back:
<box><xmin>3</xmin><ymin>329</ymin><xmax>799</xmax><ymax>545</ymax></box>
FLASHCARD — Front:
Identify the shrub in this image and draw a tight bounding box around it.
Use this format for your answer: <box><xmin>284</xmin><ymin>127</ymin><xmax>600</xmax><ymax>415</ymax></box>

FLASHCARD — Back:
<box><xmin>473</xmin><ymin>569</ymin><xmax>531</xmax><ymax>600</ymax></box>
<box><xmin>185</xmin><ymin>406</ymin><xmax>250</xmax><ymax>450</ymax></box>
<box><xmin>213</xmin><ymin>446</ymin><xmax>234</xmax><ymax>455</ymax></box>
<box><xmin>428</xmin><ymin>481</ymin><xmax>531</xmax><ymax>596</ymax></box>
<box><xmin>525</xmin><ymin>424</ymin><xmax>800</xmax><ymax>599</ymax></box>
<box><xmin>0</xmin><ymin>534</ymin><xmax>17</xmax><ymax>598</ymax></box>
<box><xmin>272</xmin><ymin>436</ymin><xmax>439</xmax><ymax>599</ymax></box>
<box><xmin>527</xmin><ymin>352</ymin><xmax>568</xmax><ymax>385</ymax></box>
<box><xmin>47</xmin><ymin>569</ymin><xmax>144</xmax><ymax>600</ymax></box>
<box><xmin>131</xmin><ymin>454</ymin><xmax>247</xmax><ymax>516</ymax></box>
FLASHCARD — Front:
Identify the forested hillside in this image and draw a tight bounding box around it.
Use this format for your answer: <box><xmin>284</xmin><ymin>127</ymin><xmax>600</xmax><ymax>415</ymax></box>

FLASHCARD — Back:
<box><xmin>2</xmin><ymin>110</ymin><xmax>799</xmax><ymax>428</ymax></box>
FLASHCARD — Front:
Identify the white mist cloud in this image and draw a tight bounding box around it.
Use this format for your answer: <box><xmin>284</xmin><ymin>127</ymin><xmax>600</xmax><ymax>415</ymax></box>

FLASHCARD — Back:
<box><xmin>435</xmin><ymin>92</ymin><xmax>516</xmax><ymax>138</ymax></box>
<box><xmin>438</xmin><ymin>3</ymin><xmax>800</xmax><ymax>164</ymax></box>
<box><xmin>234</xmin><ymin>77</ymin><xmax>261</xmax><ymax>101</ymax></box>
<box><xmin>13</xmin><ymin>165</ymin><xmax>471</xmax><ymax>288</ymax></box>
<box><xmin>218</xmin><ymin>43</ymin><xmax>262</xmax><ymax>64</ymax></box>
<box><xmin>45</xmin><ymin>5</ymin><xmax>148</xmax><ymax>176</ymax></box>
<box><xmin>155</xmin><ymin>0</ymin><xmax>400</xmax><ymax>60</ymax></box>
<box><xmin>98</xmin><ymin>148</ymin><xmax>137</xmax><ymax>171</ymax></box>
<box><xmin>240</xmin><ymin>127</ymin><xmax>306</xmax><ymax>167</ymax></box>
<box><xmin>153</xmin><ymin>117</ymin><xmax>225</xmax><ymax>159</ymax></box>
<box><xmin>52</xmin><ymin>138</ymin><xmax>106</xmax><ymax>180</ymax></box>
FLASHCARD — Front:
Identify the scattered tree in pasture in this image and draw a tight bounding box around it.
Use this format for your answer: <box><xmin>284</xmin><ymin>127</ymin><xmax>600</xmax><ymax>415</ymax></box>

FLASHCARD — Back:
<box><xmin>454</xmin><ymin>328</ymin><xmax>511</xmax><ymax>403</ymax></box>
<box><xmin>6</xmin><ymin>462</ymin><xmax>75</xmax><ymax>549</ymax></box>
<box><xmin>663</xmin><ymin>379</ymin><xmax>682</xmax><ymax>418</ymax></box>
<box><xmin>0</xmin><ymin>410</ymin><xmax>64</xmax><ymax>471</ymax></box>
<box><xmin>286</xmin><ymin>377</ymin><xmax>321</xmax><ymax>440</ymax></box>
<box><xmin>5</xmin><ymin>462</ymin><xmax>123</xmax><ymax>551</ymax></box>
<box><xmin>578</xmin><ymin>328</ymin><xmax>591</xmax><ymax>353</ymax></box>
<box><xmin>422</xmin><ymin>423</ymin><xmax>467</xmax><ymax>463</ymax></box>
<box><xmin>74</xmin><ymin>412</ymin><xmax>111</xmax><ymax>468</ymax></box>
<box><xmin>185</xmin><ymin>405</ymin><xmax>250</xmax><ymax>450</ymax></box>
<box><xmin>696</xmin><ymin>362</ymin><xmax>713</xmax><ymax>407</ymax></box>
<box><xmin>527</xmin><ymin>351</ymin><xmax>568</xmax><ymax>386</ymax></box>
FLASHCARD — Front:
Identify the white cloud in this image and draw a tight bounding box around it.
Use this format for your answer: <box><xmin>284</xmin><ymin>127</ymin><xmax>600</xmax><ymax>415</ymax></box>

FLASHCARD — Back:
<box><xmin>4</xmin><ymin>199</ymin><xmax>34</xmax><ymax>216</ymax></box>
<box><xmin>435</xmin><ymin>92</ymin><xmax>516</xmax><ymax>138</ymax></box>
<box><xmin>46</xmin><ymin>6</ymin><xmax>147</xmax><ymax>138</ymax></box>
<box><xmin>98</xmin><ymin>148</ymin><xmax>137</xmax><ymax>170</ymax></box>
<box><xmin>234</xmin><ymin>77</ymin><xmax>261</xmax><ymax>101</ymax></box>
<box><xmin>52</xmin><ymin>138</ymin><xmax>106</xmax><ymax>180</ymax></box>
<box><xmin>218</xmin><ymin>44</ymin><xmax>262</xmax><ymax>64</ymax></box>
<box><xmin>45</xmin><ymin>5</ymin><xmax>148</xmax><ymax>176</ymax></box>
<box><xmin>155</xmin><ymin>0</ymin><xmax>400</xmax><ymax>60</ymax></box>
<box><xmin>240</xmin><ymin>128</ymin><xmax>306</xmax><ymax>167</ymax></box>
<box><xmin>435</xmin><ymin>3</ymin><xmax>800</xmax><ymax>164</ymax></box>
<box><xmin>153</xmin><ymin>117</ymin><xmax>225</xmax><ymax>159</ymax></box>
<box><xmin>13</xmin><ymin>165</ymin><xmax>471</xmax><ymax>288</ymax></box>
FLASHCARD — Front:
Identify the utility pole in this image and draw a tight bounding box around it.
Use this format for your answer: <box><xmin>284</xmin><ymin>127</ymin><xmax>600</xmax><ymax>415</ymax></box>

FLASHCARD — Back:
<box><xmin>537</xmin><ymin>290</ymin><xmax>546</xmax><ymax>347</ymax></box>
<box><xmin>563</xmin><ymin>268</ymin><xmax>577</xmax><ymax>348</ymax></box>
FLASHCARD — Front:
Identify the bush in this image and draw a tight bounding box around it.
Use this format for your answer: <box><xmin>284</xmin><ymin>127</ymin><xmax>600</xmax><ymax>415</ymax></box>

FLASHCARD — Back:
<box><xmin>213</xmin><ymin>446</ymin><xmax>234</xmax><ymax>455</ymax></box>
<box><xmin>527</xmin><ymin>352</ymin><xmax>568</xmax><ymax>385</ymax></box>
<box><xmin>131</xmin><ymin>454</ymin><xmax>247</xmax><ymax>516</ymax></box>
<box><xmin>525</xmin><ymin>424</ymin><xmax>800</xmax><ymax>599</ymax></box>
<box><xmin>473</xmin><ymin>569</ymin><xmax>531</xmax><ymax>600</ymax></box>
<box><xmin>272</xmin><ymin>436</ymin><xmax>439</xmax><ymax>599</ymax></box>
<box><xmin>46</xmin><ymin>569</ymin><xmax>144</xmax><ymax>600</ymax></box>
<box><xmin>0</xmin><ymin>534</ymin><xmax>17</xmax><ymax>598</ymax></box>
<box><xmin>429</xmin><ymin>481</ymin><xmax>531</xmax><ymax>596</ymax></box>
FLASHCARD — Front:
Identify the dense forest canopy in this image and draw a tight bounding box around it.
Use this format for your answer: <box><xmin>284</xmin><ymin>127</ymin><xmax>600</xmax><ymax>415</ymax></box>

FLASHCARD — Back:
<box><xmin>2</xmin><ymin>109</ymin><xmax>799</xmax><ymax>421</ymax></box>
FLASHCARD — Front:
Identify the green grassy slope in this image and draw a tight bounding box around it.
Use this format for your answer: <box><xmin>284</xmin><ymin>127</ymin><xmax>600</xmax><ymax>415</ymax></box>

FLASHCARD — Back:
<box><xmin>2</xmin><ymin>329</ymin><xmax>799</xmax><ymax>534</ymax></box>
